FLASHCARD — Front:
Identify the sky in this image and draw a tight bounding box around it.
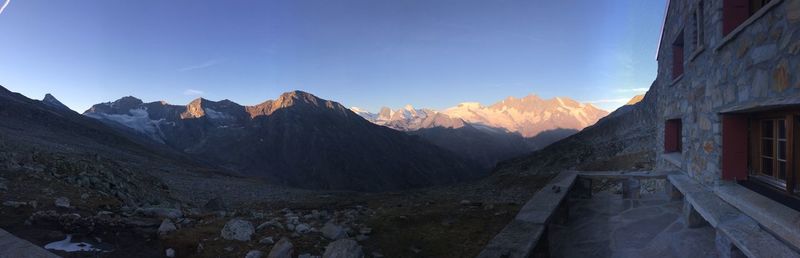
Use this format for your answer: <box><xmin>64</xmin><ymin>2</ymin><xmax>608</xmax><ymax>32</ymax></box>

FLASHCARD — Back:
<box><xmin>0</xmin><ymin>0</ymin><xmax>667</xmax><ymax>112</ymax></box>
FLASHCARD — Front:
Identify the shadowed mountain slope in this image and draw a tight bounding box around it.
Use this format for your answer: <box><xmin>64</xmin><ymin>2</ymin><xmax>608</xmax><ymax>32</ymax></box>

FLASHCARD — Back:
<box><xmin>85</xmin><ymin>91</ymin><xmax>482</xmax><ymax>191</ymax></box>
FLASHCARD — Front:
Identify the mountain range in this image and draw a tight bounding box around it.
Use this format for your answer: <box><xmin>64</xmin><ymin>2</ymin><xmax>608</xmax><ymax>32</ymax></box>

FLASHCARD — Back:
<box><xmin>83</xmin><ymin>91</ymin><xmax>481</xmax><ymax>191</ymax></box>
<box><xmin>350</xmin><ymin>95</ymin><xmax>608</xmax><ymax>169</ymax></box>
<box><xmin>352</xmin><ymin>95</ymin><xmax>608</xmax><ymax>137</ymax></box>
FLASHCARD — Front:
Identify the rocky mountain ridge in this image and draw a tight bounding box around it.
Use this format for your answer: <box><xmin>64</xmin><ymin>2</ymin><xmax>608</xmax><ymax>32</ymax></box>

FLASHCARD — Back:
<box><xmin>84</xmin><ymin>91</ymin><xmax>482</xmax><ymax>191</ymax></box>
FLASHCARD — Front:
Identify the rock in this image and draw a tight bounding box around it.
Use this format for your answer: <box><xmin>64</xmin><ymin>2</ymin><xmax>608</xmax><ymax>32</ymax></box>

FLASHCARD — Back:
<box><xmin>257</xmin><ymin>219</ymin><xmax>285</xmax><ymax>230</ymax></box>
<box><xmin>165</xmin><ymin>248</ymin><xmax>176</xmax><ymax>257</ymax></box>
<box><xmin>371</xmin><ymin>252</ymin><xmax>384</xmax><ymax>258</ymax></box>
<box><xmin>355</xmin><ymin>235</ymin><xmax>369</xmax><ymax>241</ymax></box>
<box><xmin>80</xmin><ymin>193</ymin><xmax>89</xmax><ymax>200</ymax></box>
<box><xmin>267</xmin><ymin>238</ymin><xmax>294</xmax><ymax>258</ymax></box>
<box><xmin>259</xmin><ymin>236</ymin><xmax>275</xmax><ymax>245</ymax></box>
<box><xmin>321</xmin><ymin>222</ymin><xmax>347</xmax><ymax>240</ymax></box>
<box><xmin>295</xmin><ymin>223</ymin><xmax>311</xmax><ymax>234</ymax></box>
<box><xmin>322</xmin><ymin>239</ymin><xmax>363</xmax><ymax>258</ymax></box>
<box><xmin>197</xmin><ymin>243</ymin><xmax>204</xmax><ymax>253</ymax></box>
<box><xmin>245</xmin><ymin>250</ymin><xmax>264</xmax><ymax>258</ymax></box>
<box><xmin>2</xmin><ymin>201</ymin><xmax>29</xmax><ymax>208</ymax></box>
<box><xmin>136</xmin><ymin>207</ymin><xmax>183</xmax><ymax>219</ymax></box>
<box><xmin>358</xmin><ymin>227</ymin><xmax>371</xmax><ymax>235</ymax></box>
<box><xmin>298</xmin><ymin>254</ymin><xmax>320</xmax><ymax>258</ymax></box>
<box><xmin>221</xmin><ymin>218</ymin><xmax>255</xmax><ymax>241</ymax></box>
<box><xmin>54</xmin><ymin>197</ymin><xmax>70</xmax><ymax>208</ymax></box>
<box><xmin>158</xmin><ymin>219</ymin><xmax>177</xmax><ymax>236</ymax></box>
<box><xmin>460</xmin><ymin>200</ymin><xmax>471</xmax><ymax>205</ymax></box>
<box><xmin>286</xmin><ymin>224</ymin><xmax>295</xmax><ymax>231</ymax></box>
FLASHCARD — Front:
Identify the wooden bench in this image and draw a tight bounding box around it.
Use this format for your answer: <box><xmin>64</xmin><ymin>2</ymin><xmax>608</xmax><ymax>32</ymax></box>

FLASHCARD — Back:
<box><xmin>477</xmin><ymin>171</ymin><xmax>577</xmax><ymax>258</ymax></box>
<box><xmin>668</xmin><ymin>174</ymin><xmax>800</xmax><ymax>258</ymax></box>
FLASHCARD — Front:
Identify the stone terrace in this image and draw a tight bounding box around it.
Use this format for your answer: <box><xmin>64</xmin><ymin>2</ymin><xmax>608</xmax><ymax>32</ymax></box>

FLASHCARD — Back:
<box><xmin>549</xmin><ymin>192</ymin><xmax>717</xmax><ymax>257</ymax></box>
<box><xmin>479</xmin><ymin>170</ymin><xmax>800</xmax><ymax>258</ymax></box>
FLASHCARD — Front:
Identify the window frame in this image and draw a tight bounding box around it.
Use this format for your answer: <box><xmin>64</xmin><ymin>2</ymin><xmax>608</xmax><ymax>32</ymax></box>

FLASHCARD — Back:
<box><xmin>748</xmin><ymin>110</ymin><xmax>798</xmax><ymax>195</ymax></box>
<box><xmin>689</xmin><ymin>0</ymin><xmax>705</xmax><ymax>61</ymax></box>
<box><xmin>671</xmin><ymin>31</ymin><xmax>685</xmax><ymax>82</ymax></box>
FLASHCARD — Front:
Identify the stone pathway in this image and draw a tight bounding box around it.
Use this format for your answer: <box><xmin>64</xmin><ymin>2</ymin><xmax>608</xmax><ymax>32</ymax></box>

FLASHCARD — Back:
<box><xmin>549</xmin><ymin>192</ymin><xmax>718</xmax><ymax>258</ymax></box>
<box><xmin>0</xmin><ymin>228</ymin><xmax>60</xmax><ymax>258</ymax></box>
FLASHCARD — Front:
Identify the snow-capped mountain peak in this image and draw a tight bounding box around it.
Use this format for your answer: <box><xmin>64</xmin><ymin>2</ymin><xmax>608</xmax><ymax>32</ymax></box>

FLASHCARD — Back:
<box><xmin>353</xmin><ymin>94</ymin><xmax>608</xmax><ymax>137</ymax></box>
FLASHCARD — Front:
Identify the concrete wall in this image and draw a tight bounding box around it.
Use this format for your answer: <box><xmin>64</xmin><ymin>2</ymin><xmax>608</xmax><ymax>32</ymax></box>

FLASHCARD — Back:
<box><xmin>655</xmin><ymin>0</ymin><xmax>800</xmax><ymax>185</ymax></box>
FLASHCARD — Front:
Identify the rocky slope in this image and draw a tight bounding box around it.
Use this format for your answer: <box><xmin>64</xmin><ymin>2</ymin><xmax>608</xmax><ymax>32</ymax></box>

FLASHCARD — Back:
<box><xmin>85</xmin><ymin>91</ymin><xmax>482</xmax><ymax>191</ymax></box>
<box><xmin>492</xmin><ymin>86</ymin><xmax>658</xmax><ymax>175</ymax></box>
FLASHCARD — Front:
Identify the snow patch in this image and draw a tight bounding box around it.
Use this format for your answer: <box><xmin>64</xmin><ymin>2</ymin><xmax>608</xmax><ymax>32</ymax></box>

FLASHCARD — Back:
<box><xmin>203</xmin><ymin>108</ymin><xmax>232</xmax><ymax>120</ymax></box>
<box><xmin>45</xmin><ymin>235</ymin><xmax>106</xmax><ymax>253</ymax></box>
<box><xmin>85</xmin><ymin>109</ymin><xmax>165</xmax><ymax>143</ymax></box>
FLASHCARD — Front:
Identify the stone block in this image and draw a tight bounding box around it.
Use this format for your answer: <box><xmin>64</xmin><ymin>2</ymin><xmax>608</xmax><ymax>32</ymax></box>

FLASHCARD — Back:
<box><xmin>622</xmin><ymin>178</ymin><xmax>640</xmax><ymax>199</ymax></box>
<box><xmin>715</xmin><ymin>230</ymin><xmax>746</xmax><ymax>258</ymax></box>
<box><xmin>683</xmin><ymin>200</ymin><xmax>709</xmax><ymax>228</ymax></box>
<box><xmin>572</xmin><ymin>177</ymin><xmax>592</xmax><ymax>199</ymax></box>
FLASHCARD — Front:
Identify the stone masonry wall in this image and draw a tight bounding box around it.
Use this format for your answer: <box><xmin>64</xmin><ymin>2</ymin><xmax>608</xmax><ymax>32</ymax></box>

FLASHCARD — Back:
<box><xmin>655</xmin><ymin>0</ymin><xmax>800</xmax><ymax>186</ymax></box>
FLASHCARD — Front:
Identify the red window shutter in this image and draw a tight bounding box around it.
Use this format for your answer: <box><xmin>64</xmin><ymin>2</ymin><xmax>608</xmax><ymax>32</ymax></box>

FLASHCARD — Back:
<box><xmin>723</xmin><ymin>0</ymin><xmax>749</xmax><ymax>35</ymax></box>
<box><xmin>665</xmin><ymin>120</ymin><xmax>681</xmax><ymax>153</ymax></box>
<box><xmin>672</xmin><ymin>45</ymin><xmax>684</xmax><ymax>78</ymax></box>
<box><xmin>722</xmin><ymin>114</ymin><xmax>748</xmax><ymax>181</ymax></box>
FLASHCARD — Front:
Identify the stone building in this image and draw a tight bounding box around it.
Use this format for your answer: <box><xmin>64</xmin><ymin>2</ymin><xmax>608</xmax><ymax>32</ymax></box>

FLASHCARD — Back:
<box><xmin>657</xmin><ymin>0</ymin><xmax>800</xmax><ymax>200</ymax></box>
<box><xmin>655</xmin><ymin>0</ymin><xmax>800</xmax><ymax>254</ymax></box>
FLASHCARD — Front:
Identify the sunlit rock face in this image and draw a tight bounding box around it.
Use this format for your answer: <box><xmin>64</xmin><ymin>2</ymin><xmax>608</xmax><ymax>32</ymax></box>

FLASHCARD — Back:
<box><xmin>353</xmin><ymin>95</ymin><xmax>608</xmax><ymax>138</ymax></box>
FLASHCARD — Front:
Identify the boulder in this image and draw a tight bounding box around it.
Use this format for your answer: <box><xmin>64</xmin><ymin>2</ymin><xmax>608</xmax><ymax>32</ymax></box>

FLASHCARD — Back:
<box><xmin>321</xmin><ymin>222</ymin><xmax>347</xmax><ymax>240</ymax></box>
<box><xmin>158</xmin><ymin>219</ymin><xmax>177</xmax><ymax>236</ymax></box>
<box><xmin>54</xmin><ymin>197</ymin><xmax>70</xmax><ymax>208</ymax></box>
<box><xmin>136</xmin><ymin>207</ymin><xmax>183</xmax><ymax>219</ymax></box>
<box><xmin>267</xmin><ymin>238</ymin><xmax>294</xmax><ymax>258</ymax></box>
<box><xmin>322</xmin><ymin>239</ymin><xmax>363</xmax><ymax>258</ymax></box>
<box><xmin>245</xmin><ymin>250</ymin><xmax>264</xmax><ymax>258</ymax></box>
<box><xmin>259</xmin><ymin>237</ymin><xmax>275</xmax><ymax>245</ymax></box>
<box><xmin>295</xmin><ymin>223</ymin><xmax>311</xmax><ymax>234</ymax></box>
<box><xmin>257</xmin><ymin>219</ymin><xmax>284</xmax><ymax>230</ymax></box>
<box><xmin>221</xmin><ymin>218</ymin><xmax>255</xmax><ymax>241</ymax></box>
<box><xmin>165</xmin><ymin>248</ymin><xmax>176</xmax><ymax>258</ymax></box>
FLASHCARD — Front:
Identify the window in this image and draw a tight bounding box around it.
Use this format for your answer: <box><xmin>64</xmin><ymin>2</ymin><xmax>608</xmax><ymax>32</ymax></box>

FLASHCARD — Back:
<box><xmin>672</xmin><ymin>32</ymin><xmax>685</xmax><ymax>79</ymax></box>
<box><xmin>691</xmin><ymin>1</ymin><xmax>704</xmax><ymax>51</ymax></box>
<box><xmin>723</xmin><ymin>0</ymin><xmax>772</xmax><ymax>35</ymax></box>
<box><xmin>744</xmin><ymin>110</ymin><xmax>799</xmax><ymax>195</ymax></box>
<box><xmin>665</xmin><ymin>119</ymin><xmax>682</xmax><ymax>153</ymax></box>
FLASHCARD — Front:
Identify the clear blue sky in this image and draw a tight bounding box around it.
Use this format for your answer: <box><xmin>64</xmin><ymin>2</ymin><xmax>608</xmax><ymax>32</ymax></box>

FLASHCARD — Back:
<box><xmin>0</xmin><ymin>0</ymin><xmax>666</xmax><ymax>112</ymax></box>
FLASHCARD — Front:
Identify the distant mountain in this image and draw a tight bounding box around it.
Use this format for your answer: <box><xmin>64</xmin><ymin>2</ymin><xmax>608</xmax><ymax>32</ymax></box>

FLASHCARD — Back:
<box><xmin>41</xmin><ymin>93</ymin><xmax>71</xmax><ymax>111</ymax></box>
<box><xmin>493</xmin><ymin>87</ymin><xmax>657</xmax><ymax>175</ymax></box>
<box><xmin>626</xmin><ymin>94</ymin><xmax>645</xmax><ymax>105</ymax></box>
<box><xmin>85</xmin><ymin>91</ymin><xmax>481</xmax><ymax>191</ymax></box>
<box><xmin>353</xmin><ymin>95</ymin><xmax>607</xmax><ymax>138</ymax></box>
<box><xmin>350</xmin><ymin>95</ymin><xmax>604</xmax><ymax>169</ymax></box>
<box><xmin>442</xmin><ymin>95</ymin><xmax>608</xmax><ymax>137</ymax></box>
<box><xmin>0</xmin><ymin>87</ymin><xmax>209</xmax><ymax>207</ymax></box>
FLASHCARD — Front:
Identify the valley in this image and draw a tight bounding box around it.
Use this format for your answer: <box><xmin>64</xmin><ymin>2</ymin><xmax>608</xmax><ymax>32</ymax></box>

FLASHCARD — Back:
<box><xmin>0</xmin><ymin>84</ymin><xmax>651</xmax><ymax>257</ymax></box>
